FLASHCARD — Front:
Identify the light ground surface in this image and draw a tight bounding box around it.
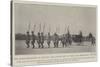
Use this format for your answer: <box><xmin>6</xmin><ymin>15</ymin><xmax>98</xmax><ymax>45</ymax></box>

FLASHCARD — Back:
<box><xmin>15</xmin><ymin>40</ymin><xmax>96</xmax><ymax>55</ymax></box>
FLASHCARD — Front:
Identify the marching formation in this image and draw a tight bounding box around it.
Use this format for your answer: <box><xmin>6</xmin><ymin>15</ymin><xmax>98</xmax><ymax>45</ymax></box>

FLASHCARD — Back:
<box><xmin>25</xmin><ymin>26</ymin><xmax>96</xmax><ymax>49</ymax></box>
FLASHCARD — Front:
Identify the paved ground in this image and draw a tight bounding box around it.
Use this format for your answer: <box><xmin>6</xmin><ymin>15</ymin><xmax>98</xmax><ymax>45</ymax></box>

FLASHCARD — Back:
<box><xmin>15</xmin><ymin>40</ymin><xmax>96</xmax><ymax>55</ymax></box>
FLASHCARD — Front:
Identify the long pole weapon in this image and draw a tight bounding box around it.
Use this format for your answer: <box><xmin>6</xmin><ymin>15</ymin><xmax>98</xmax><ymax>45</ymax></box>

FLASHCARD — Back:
<box><xmin>67</xmin><ymin>25</ymin><xmax>70</xmax><ymax>34</ymax></box>
<box><xmin>49</xmin><ymin>24</ymin><xmax>51</xmax><ymax>33</ymax></box>
<box><xmin>56</xmin><ymin>26</ymin><xmax>57</xmax><ymax>34</ymax></box>
<box><xmin>43</xmin><ymin>23</ymin><xmax>45</xmax><ymax>33</ymax></box>
<box><xmin>33</xmin><ymin>24</ymin><xmax>36</xmax><ymax>32</ymax></box>
<box><xmin>39</xmin><ymin>23</ymin><xmax>41</xmax><ymax>33</ymax></box>
<box><xmin>56</xmin><ymin>26</ymin><xmax>59</xmax><ymax>34</ymax></box>
<box><xmin>64</xmin><ymin>24</ymin><xmax>67</xmax><ymax>34</ymax></box>
<box><xmin>28</xmin><ymin>22</ymin><xmax>31</xmax><ymax>32</ymax></box>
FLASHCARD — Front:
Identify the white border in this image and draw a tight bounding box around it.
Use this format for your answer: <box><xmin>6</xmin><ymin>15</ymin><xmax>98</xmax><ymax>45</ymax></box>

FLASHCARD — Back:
<box><xmin>12</xmin><ymin>0</ymin><xmax>97</xmax><ymax>7</ymax></box>
<box><xmin>11</xmin><ymin>0</ymin><xmax>97</xmax><ymax>66</ymax></box>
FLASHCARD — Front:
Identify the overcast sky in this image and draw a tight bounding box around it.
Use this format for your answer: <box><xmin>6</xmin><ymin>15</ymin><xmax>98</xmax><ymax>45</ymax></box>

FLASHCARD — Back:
<box><xmin>14</xmin><ymin>3</ymin><xmax>96</xmax><ymax>36</ymax></box>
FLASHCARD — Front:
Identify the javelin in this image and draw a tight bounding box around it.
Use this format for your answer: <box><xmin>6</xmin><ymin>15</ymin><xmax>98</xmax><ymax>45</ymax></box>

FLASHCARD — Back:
<box><xmin>33</xmin><ymin>24</ymin><xmax>36</xmax><ymax>32</ymax></box>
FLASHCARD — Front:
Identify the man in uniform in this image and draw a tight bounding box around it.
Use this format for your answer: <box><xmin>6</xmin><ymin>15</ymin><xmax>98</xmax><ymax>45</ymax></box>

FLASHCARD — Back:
<box><xmin>26</xmin><ymin>31</ymin><xmax>30</xmax><ymax>48</ymax></box>
<box><xmin>53</xmin><ymin>33</ymin><xmax>59</xmax><ymax>48</ymax></box>
<box><xmin>91</xmin><ymin>37</ymin><xmax>95</xmax><ymax>46</ymax></box>
<box><xmin>40</xmin><ymin>32</ymin><xmax>44</xmax><ymax>48</ymax></box>
<box><xmin>37</xmin><ymin>32</ymin><xmax>41</xmax><ymax>48</ymax></box>
<box><xmin>31</xmin><ymin>31</ymin><xmax>36</xmax><ymax>48</ymax></box>
<box><xmin>47</xmin><ymin>32</ymin><xmax>51</xmax><ymax>48</ymax></box>
<box><xmin>67</xmin><ymin>32</ymin><xmax>72</xmax><ymax>46</ymax></box>
<box><xmin>88</xmin><ymin>33</ymin><xmax>95</xmax><ymax>46</ymax></box>
<box><xmin>79</xmin><ymin>31</ymin><xmax>83</xmax><ymax>46</ymax></box>
<box><xmin>61</xmin><ymin>34</ymin><xmax>66</xmax><ymax>47</ymax></box>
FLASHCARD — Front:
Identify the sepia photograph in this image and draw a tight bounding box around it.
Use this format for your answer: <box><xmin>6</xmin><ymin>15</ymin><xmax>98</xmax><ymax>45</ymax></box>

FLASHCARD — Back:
<box><xmin>14</xmin><ymin>2</ymin><xmax>96</xmax><ymax>55</ymax></box>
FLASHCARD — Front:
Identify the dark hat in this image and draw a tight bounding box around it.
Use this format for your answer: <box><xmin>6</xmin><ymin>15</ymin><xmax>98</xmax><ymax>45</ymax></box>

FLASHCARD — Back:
<box><xmin>31</xmin><ymin>31</ymin><xmax>34</xmax><ymax>33</ymax></box>
<box><xmin>27</xmin><ymin>31</ymin><xmax>29</xmax><ymax>33</ymax></box>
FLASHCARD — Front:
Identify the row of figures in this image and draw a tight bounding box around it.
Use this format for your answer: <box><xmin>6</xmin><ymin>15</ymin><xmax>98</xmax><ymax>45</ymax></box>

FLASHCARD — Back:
<box><xmin>26</xmin><ymin>31</ymin><xmax>46</xmax><ymax>48</ymax></box>
<box><xmin>25</xmin><ymin>31</ymin><xmax>95</xmax><ymax>48</ymax></box>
